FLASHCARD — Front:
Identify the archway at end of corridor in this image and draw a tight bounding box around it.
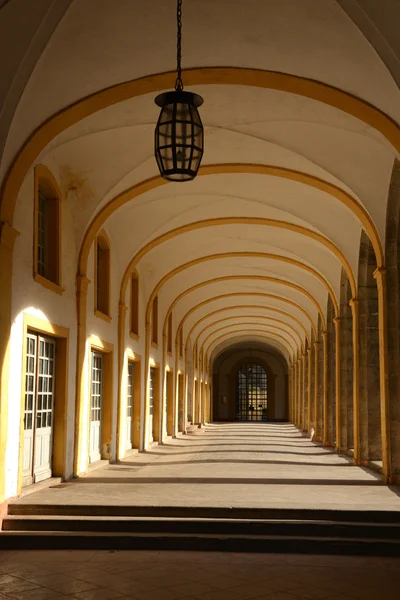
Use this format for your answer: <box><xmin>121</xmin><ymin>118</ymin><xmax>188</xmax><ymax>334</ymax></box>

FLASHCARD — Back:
<box><xmin>212</xmin><ymin>342</ymin><xmax>288</xmax><ymax>423</ymax></box>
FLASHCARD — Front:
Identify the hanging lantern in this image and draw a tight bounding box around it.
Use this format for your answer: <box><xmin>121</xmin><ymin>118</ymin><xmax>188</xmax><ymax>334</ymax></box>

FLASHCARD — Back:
<box><xmin>154</xmin><ymin>0</ymin><xmax>204</xmax><ymax>182</ymax></box>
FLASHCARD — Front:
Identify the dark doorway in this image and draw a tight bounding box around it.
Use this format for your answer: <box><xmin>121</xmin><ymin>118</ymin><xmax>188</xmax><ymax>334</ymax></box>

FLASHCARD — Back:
<box><xmin>236</xmin><ymin>363</ymin><xmax>268</xmax><ymax>421</ymax></box>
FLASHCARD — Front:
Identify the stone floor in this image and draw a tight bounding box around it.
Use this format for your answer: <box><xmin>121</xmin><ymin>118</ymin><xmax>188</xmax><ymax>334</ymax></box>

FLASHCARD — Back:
<box><xmin>13</xmin><ymin>423</ymin><xmax>400</xmax><ymax>511</ymax></box>
<box><xmin>0</xmin><ymin>549</ymin><xmax>399</xmax><ymax>600</ymax></box>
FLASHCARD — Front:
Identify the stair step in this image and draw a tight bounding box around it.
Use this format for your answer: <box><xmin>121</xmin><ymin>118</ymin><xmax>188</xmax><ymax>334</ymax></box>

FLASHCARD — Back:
<box><xmin>3</xmin><ymin>515</ymin><xmax>400</xmax><ymax>538</ymax></box>
<box><xmin>0</xmin><ymin>531</ymin><xmax>399</xmax><ymax>555</ymax></box>
<box><xmin>7</xmin><ymin>504</ymin><xmax>400</xmax><ymax>523</ymax></box>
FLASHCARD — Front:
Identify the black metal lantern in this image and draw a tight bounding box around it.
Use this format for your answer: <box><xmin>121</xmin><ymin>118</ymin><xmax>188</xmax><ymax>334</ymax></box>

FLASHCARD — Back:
<box><xmin>154</xmin><ymin>0</ymin><xmax>204</xmax><ymax>182</ymax></box>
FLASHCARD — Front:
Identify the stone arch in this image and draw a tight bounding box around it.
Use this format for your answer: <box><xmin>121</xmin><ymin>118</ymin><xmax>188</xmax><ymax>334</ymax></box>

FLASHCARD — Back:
<box><xmin>385</xmin><ymin>160</ymin><xmax>400</xmax><ymax>482</ymax></box>
<box><xmin>339</xmin><ymin>267</ymin><xmax>354</xmax><ymax>452</ymax></box>
<box><xmin>213</xmin><ymin>351</ymin><xmax>283</xmax><ymax>422</ymax></box>
<box><xmin>358</xmin><ymin>230</ymin><xmax>382</xmax><ymax>465</ymax></box>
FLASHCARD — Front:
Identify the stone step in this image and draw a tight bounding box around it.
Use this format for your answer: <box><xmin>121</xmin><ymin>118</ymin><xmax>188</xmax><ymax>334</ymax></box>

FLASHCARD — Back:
<box><xmin>3</xmin><ymin>514</ymin><xmax>400</xmax><ymax>539</ymax></box>
<box><xmin>7</xmin><ymin>504</ymin><xmax>400</xmax><ymax>523</ymax></box>
<box><xmin>0</xmin><ymin>530</ymin><xmax>399</xmax><ymax>555</ymax></box>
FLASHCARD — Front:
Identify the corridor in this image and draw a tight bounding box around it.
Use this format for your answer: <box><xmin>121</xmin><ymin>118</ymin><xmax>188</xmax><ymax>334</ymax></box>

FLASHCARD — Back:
<box><xmin>12</xmin><ymin>424</ymin><xmax>400</xmax><ymax>512</ymax></box>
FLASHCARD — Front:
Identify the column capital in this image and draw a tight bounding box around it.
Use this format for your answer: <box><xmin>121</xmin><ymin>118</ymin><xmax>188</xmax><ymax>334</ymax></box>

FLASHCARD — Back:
<box><xmin>0</xmin><ymin>221</ymin><xmax>20</xmax><ymax>250</ymax></box>
<box><xmin>76</xmin><ymin>273</ymin><xmax>91</xmax><ymax>295</ymax></box>
<box><xmin>333</xmin><ymin>316</ymin><xmax>341</xmax><ymax>324</ymax></box>
<box><xmin>118</xmin><ymin>302</ymin><xmax>128</xmax><ymax>314</ymax></box>
<box><xmin>145</xmin><ymin>321</ymin><xmax>151</xmax><ymax>331</ymax></box>
<box><xmin>373</xmin><ymin>267</ymin><xmax>386</xmax><ymax>289</ymax></box>
<box><xmin>321</xmin><ymin>330</ymin><xmax>328</xmax><ymax>340</ymax></box>
<box><xmin>313</xmin><ymin>339</ymin><xmax>320</xmax><ymax>347</ymax></box>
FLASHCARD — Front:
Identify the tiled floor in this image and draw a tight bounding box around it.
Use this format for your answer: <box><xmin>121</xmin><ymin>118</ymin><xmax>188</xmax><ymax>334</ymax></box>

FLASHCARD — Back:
<box><xmin>12</xmin><ymin>423</ymin><xmax>400</xmax><ymax>511</ymax></box>
<box><xmin>0</xmin><ymin>549</ymin><xmax>398</xmax><ymax>600</ymax></box>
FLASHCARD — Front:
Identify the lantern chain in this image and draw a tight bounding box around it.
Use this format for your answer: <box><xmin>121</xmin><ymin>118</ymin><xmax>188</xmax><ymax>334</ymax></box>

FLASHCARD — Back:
<box><xmin>175</xmin><ymin>0</ymin><xmax>183</xmax><ymax>90</ymax></box>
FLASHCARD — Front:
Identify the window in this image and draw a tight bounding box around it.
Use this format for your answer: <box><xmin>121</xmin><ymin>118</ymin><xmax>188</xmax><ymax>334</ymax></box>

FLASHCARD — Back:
<box><xmin>167</xmin><ymin>312</ymin><xmax>173</xmax><ymax>354</ymax></box>
<box><xmin>179</xmin><ymin>326</ymin><xmax>184</xmax><ymax>358</ymax></box>
<box><xmin>95</xmin><ymin>234</ymin><xmax>110</xmax><ymax>317</ymax></box>
<box><xmin>34</xmin><ymin>169</ymin><xmax>61</xmax><ymax>288</ymax></box>
<box><xmin>131</xmin><ymin>273</ymin><xmax>139</xmax><ymax>336</ymax></box>
<box><xmin>151</xmin><ymin>296</ymin><xmax>158</xmax><ymax>345</ymax></box>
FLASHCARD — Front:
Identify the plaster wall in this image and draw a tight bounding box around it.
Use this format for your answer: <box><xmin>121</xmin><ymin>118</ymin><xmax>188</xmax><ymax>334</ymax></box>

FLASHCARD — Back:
<box><xmin>7</xmin><ymin>167</ymin><xmax>78</xmax><ymax>497</ymax></box>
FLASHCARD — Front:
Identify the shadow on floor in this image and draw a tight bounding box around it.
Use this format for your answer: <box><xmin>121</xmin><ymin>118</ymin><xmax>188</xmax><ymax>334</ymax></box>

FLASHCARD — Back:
<box><xmin>75</xmin><ymin>476</ymin><xmax>385</xmax><ymax>486</ymax></box>
<box><xmin>117</xmin><ymin>459</ymin><xmax>355</xmax><ymax>468</ymax></box>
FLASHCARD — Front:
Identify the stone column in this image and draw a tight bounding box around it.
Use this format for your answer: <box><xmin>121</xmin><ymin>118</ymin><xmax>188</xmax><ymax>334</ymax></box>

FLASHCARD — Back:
<box><xmin>117</xmin><ymin>302</ymin><xmax>128</xmax><ymax>459</ymax></box>
<box><xmin>322</xmin><ymin>331</ymin><xmax>328</xmax><ymax>444</ymax></box>
<box><xmin>350</xmin><ymin>298</ymin><xmax>360</xmax><ymax>462</ymax></box>
<box><xmin>302</xmin><ymin>351</ymin><xmax>308</xmax><ymax>431</ymax></box>
<box><xmin>374</xmin><ymin>268</ymin><xmax>391</xmax><ymax>482</ymax></box>
<box><xmin>334</xmin><ymin>317</ymin><xmax>341</xmax><ymax>451</ymax></box>
<box><xmin>385</xmin><ymin>169</ymin><xmax>400</xmax><ymax>482</ymax></box>
<box><xmin>297</xmin><ymin>358</ymin><xmax>302</xmax><ymax>427</ymax></box>
<box><xmin>313</xmin><ymin>340</ymin><xmax>319</xmax><ymax>437</ymax></box>
<box><xmin>307</xmin><ymin>346</ymin><xmax>312</xmax><ymax>432</ymax></box>
<box><xmin>0</xmin><ymin>222</ymin><xmax>19</xmax><ymax>502</ymax></box>
<box><xmin>74</xmin><ymin>273</ymin><xmax>90</xmax><ymax>475</ymax></box>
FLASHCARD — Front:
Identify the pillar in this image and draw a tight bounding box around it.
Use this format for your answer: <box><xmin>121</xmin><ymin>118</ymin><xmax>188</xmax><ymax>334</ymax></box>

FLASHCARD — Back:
<box><xmin>74</xmin><ymin>273</ymin><xmax>90</xmax><ymax>475</ymax></box>
<box><xmin>307</xmin><ymin>346</ymin><xmax>312</xmax><ymax>431</ymax></box>
<box><xmin>322</xmin><ymin>331</ymin><xmax>328</xmax><ymax>444</ymax></box>
<box><xmin>302</xmin><ymin>351</ymin><xmax>308</xmax><ymax>431</ymax></box>
<box><xmin>350</xmin><ymin>298</ymin><xmax>360</xmax><ymax>462</ymax></box>
<box><xmin>334</xmin><ymin>317</ymin><xmax>341</xmax><ymax>451</ymax></box>
<box><xmin>374</xmin><ymin>268</ymin><xmax>391</xmax><ymax>482</ymax></box>
<box><xmin>0</xmin><ymin>222</ymin><xmax>19</xmax><ymax>502</ymax></box>
<box><xmin>117</xmin><ymin>302</ymin><xmax>128</xmax><ymax>459</ymax></box>
<box><xmin>313</xmin><ymin>340</ymin><xmax>319</xmax><ymax>437</ymax></box>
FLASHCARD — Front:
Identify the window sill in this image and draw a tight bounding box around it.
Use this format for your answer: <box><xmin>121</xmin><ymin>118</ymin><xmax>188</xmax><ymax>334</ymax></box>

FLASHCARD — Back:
<box><xmin>130</xmin><ymin>332</ymin><xmax>139</xmax><ymax>341</ymax></box>
<box><xmin>34</xmin><ymin>273</ymin><xmax>64</xmax><ymax>295</ymax></box>
<box><xmin>151</xmin><ymin>341</ymin><xmax>159</xmax><ymax>350</ymax></box>
<box><xmin>94</xmin><ymin>309</ymin><xmax>112</xmax><ymax>323</ymax></box>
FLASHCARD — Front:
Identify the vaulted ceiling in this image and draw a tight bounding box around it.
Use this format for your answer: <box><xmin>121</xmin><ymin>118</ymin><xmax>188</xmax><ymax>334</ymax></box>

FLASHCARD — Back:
<box><xmin>2</xmin><ymin>0</ymin><xmax>400</xmax><ymax>364</ymax></box>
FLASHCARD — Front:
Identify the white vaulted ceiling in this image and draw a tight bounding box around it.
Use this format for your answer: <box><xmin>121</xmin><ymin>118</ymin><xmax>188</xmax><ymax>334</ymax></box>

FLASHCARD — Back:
<box><xmin>2</xmin><ymin>0</ymin><xmax>400</xmax><ymax>364</ymax></box>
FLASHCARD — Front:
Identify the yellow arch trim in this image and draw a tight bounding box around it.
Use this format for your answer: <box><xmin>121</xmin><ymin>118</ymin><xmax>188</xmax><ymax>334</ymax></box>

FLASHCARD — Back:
<box><xmin>183</xmin><ymin>304</ymin><xmax>308</xmax><ymax>348</ymax></box>
<box><xmin>119</xmin><ymin>218</ymin><xmax>356</xmax><ymax>311</ymax></box>
<box><xmin>192</xmin><ymin>316</ymin><xmax>302</xmax><ymax>353</ymax></box>
<box><xmin>160</xmin><ymin>250</ymin><xmax>337</xmax><ymax>331</ymax></box>
<box><xmin>169</xmin><ymin>288</ymin><xmax>316</xmax><ymax>340</ymax></box>
<box><xmin>145</xmin><ymin>253</ymin><xmax>327</xmax><ymax>329</ymax></box>
<box><xmin>200</xmin><ymin>324</ymin><xmax>297</xmax><ymax>357</ymax></box>
<box><xmin>205</xmin><ymin>329</ymin><xmax>293</xmax><ymax>361</ymax></box>
<box><xmin>208</xmin><ymin>333</ymin><xmax>290</xmax><ymax>366</ymax></box>
<box><xmin>0</xmin><ymin>65</ymin><xmax>392</xmax><ymax>264</ymax></box>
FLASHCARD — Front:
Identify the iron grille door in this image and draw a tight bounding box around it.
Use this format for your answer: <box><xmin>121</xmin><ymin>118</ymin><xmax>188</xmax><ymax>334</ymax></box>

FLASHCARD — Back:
<box><xmin>236</xmin><ymin>363</ymin><xmax>268</xmax><ymax>421</ymax></box>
